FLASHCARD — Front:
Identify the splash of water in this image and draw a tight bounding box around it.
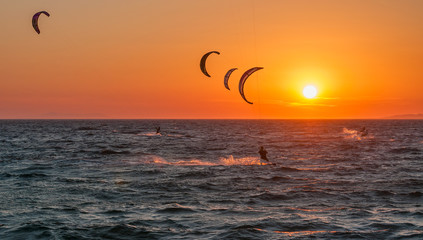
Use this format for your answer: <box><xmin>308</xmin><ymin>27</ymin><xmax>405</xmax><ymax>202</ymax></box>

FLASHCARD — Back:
<box><xmin>342</xmin><ymin>128</ymin><xmax>372</xmax><ymax>140</ymax></box>
<box><xmin>138</xmin><ymin>132</ymin><xmax>162</xmax><ymax>137</ymax></box>
<box><xmin>149</xmin><ymin>155</ymin><xmax>267</xmax><ymax>166</ymax></box>
<box><xmin>219</xmin><ymin>155</ymin><xmax>264</xmax><ymax>165</ymax></box>
<box><xmin>150</xmin><ymin>156</ymin><xmax>214</xmax><ymax>166</ymax></box>
<box><xmin>138</xmin><ymin>132</ymin><xmax>184</xmax><ymax>138</ymax></box>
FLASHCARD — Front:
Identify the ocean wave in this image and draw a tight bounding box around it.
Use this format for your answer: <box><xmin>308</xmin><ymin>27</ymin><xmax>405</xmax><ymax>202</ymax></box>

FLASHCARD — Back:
<box><xmin>338</xmin><ymin>143</ymin><xmax>360</xmax><ymax>151</ymax></box>
<box><xmin>5</xmin><ymin>222</ymin><xmax>53</xmax><ymax>240</ymax></box>
<box><xmin>17</xmin><ymin>173</ymin><xmax>49</xmax><ymax>178</ymax></box>
<box><xmin>269</xmin><ymin>176</ymin><xmax>291</xmax><ymax>181</ymax></box>
<box><xmin>206</xmin><ymin>199</ymin><xmax>238</xmax><ymax>205</ymax></box>
<box><xmin>156</xmin><ymin>204</ymin><xmax>197</xmax><ymax>214</ymax></box>
<box><xmin>76</xmin><ymin>126</ymin><xmax>99</xmax><ymax>131</ymax></box>
<box><xmin>217</xmin><ymin>220</ymin><xmax>346</xmax><ymax>239</ymax></box>
<box><xmin>195</xmin><ymin>182</ymin><xmax>223</xmax><ymax>191</ymax></box>
<box><xmin>284</xmin><ymin>188</ymin><xmax>341</xmax><ymax>200</ymax></box>
<box><xmin>216</xmin><ymin>224</ymin><xmax>265</xmax><ymax>239</ymax></box>
<box><xmin>389</xmin><ymin>147</ymin><xmax>421</xmax><ymax>154</ymax></box>
<box><xmin>394</xmin><ymin>230</ymin><xmax>423</xmax><ymax>239</ymax></box>
<box><xmin>176</xmin><ymin>171</ymin><xmax>215</xmax><ymax>179</ymax></box>
<box><xmin>112</xmin><ymin>144</ymin><xmax>132</xmax><ymax>149</ymax></box>
<box><xmin>81</xmin><ymin>224</ymin><xmax>156</xmax><ymax>239</ymax></box>
<box><xmin>61</xmin><ymin>206</ymin><xmax>80</xmax><ymax>213</ymax></box>
<box><xmin>121</xmin><ymin>130</ymin><xmax>141</xmax><ymax>134</ymax></box>
<box><xmin>367</xmin><ymin>222</ymin><xmax>412</xmax><ymax>231</ymax></box>
<box><xmin>138</xmin><ymin>169</ymin><xmax>165</xmax><ymax>175</ymax></box>
<box><xmin>100</xmin><ymin>149</ymin><xmax>131</xmax><ymax>155</ymax></box>
<box><xmin>405</xmin><ymin>191</ymin><xmax>422</xmax><ymax>197</ymax></box>
<box><xmin>296</xmin><ymin>167</ymin><xmax>333</xmax><ymax>172</ymax></box>
<box><xmin>411</xmin><ymin>211</ymin><xmax>423</xmax><ymax>217</ymax></box>
<box><xmin>206</xmin><ymin>147</ymin><xmax>227</xmax><ymax>151</ymax></box>
<box><xmin>103</xmin><ymin>209</ymin><xmax>126</xmax><ymax>215</ymax></box>
<box><xmin>0</xmin><ymin>172</ymin><xmax>12</xmax><ymax>178</ymax></box>
<box><xmin>114</xmin><ymin>179</ymin><xmax>131</xmax><ymax>185</ymax></box>
<box><xmin>278</xmin><ymin>166</ymin><xmax>301</xmax><ymax>172</ymax></box>
<box><xmin>396</xmin><ymin>178</ymin><xmax>423</xmax><ymax>187</ymax></box>
<box><xmin>253</xmin><ymin>192</ymin><xmax>293</xmax><ymax>201</ymax></box>
<box><xmin>57</xmin><ymin>177</ymin><xmax>105</xmax><ymax>184</ymax></box>
<box><xmin>374</xmin><ymin>190</ymin><xmax>395</xmax><ymax>196</ymax></box>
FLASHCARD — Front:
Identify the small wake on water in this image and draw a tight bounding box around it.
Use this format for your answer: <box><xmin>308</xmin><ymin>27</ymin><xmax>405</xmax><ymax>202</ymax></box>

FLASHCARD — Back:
<box><xmin>342</xmin><ymin>128</ymin><xmax>373</xmax><ymax>140</ymax></box>
<box><xmin>137</xmin><ymin>131</ymin><xmax>184</xmax><ymax>138</ymax></box>
<box><xmin>137</xmin><ymin>132</ymin><xmax>163</xmax><ymax>137</ymax></box>
<box><xmin>147</xmin><ymin>155</ymin><xmax>268</xmax><ymax>166</ymax></box>
<box><xmin>152</xmin><ymin>157</ymin><xmax>215</xmax><ymax>166</ymax></box>
<box><xmin>219</xmin><ymin>155</ymin><xmax>267</xmax><ymax>165</ymax></box>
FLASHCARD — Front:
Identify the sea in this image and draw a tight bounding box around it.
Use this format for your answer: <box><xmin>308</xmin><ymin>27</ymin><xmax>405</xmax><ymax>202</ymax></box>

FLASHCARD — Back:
<box><xmin>0</xmin><ymin>119</ymin><xmax>422</xmax><ymax>239</ymax></box>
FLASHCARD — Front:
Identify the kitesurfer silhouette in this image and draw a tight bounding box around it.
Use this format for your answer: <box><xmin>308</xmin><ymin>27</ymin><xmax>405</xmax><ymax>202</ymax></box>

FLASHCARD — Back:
<box><xmin>156</xmin><ymin>127</ymin><xmax>161</xmax><ymax>134</ymax></box>
<box><xmin>359</xmin><ymin>127</ymin><xmax>368</xmax><ymax>137</ymax></box>
<box><xmin>259</xmin><ymin>146</ymin><xmax>269</xmax><ymax>165</ymax></box>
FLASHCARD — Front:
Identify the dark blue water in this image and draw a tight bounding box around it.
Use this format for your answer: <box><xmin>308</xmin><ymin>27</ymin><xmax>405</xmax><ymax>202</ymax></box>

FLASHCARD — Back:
<box><xmin>0</xmin><ymin>120</ymin><xmax>422</xmax><ymax>239</ymax></box>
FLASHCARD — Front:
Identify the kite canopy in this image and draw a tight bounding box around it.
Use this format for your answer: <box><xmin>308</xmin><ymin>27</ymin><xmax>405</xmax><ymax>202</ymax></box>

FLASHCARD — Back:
<box><xmin>239</xmin><ymin>67</ymin><xmax>263</xmax><ymax>104</ymax></box>
<box><xmin>200</xmin><ymin>51</ymin><xmax>220</xmax><ymax>77</ymax></box>
<box><xmin>32</xmin><ymin>11</ymin><xmax>50</xmax><ymax>34</ymax></box>
<box><xmin>224</xmin><ymin>68</ymin><xmax>237</xmax><ymax>90</ymax></box>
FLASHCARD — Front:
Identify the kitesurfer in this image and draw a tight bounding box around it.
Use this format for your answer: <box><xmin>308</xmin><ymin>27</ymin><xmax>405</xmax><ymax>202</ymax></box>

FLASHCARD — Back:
<box><xmin>259</xmin><ymin>146</ymin><xmax>269</xmax><ymax>165</ymax></box>
<box><xmin>156</xmin><ymin>127</ymin><xmax>161</xmax><ymax>134</ymax></box>
<box><xmin>359</xmin><ymin>127</ymin><xmax>368</xmax><ymax>137</ymax></box>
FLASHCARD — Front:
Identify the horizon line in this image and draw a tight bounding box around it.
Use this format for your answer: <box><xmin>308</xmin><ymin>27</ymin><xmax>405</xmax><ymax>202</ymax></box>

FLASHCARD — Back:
<box><xmin>0</xmin><ymin>118</ymin><xmax>422</xmax><ymax>120</ymax></box>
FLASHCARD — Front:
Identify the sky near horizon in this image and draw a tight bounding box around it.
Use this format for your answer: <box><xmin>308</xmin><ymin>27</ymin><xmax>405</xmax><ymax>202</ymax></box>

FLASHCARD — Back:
<box><xmin>0</xmin><ymin>0</ymin><xmax>422</xmax><ymax>119</ymax></box>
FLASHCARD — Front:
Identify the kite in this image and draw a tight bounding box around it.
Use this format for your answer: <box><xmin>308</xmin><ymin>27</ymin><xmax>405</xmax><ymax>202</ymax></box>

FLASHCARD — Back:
<box><xmin>224</xmin><ymin>68</ymin><xmax>237</xmax><ymax>90</ymax></box>
<box><xmin>32</xmin><ymin>11</ymin><xmax>50</xmax><ymax>34</ymax></box>
<box><xmin>239</xmin><ymin>67</ymin><xmax>263</xmax><ymax>104</ymax></box>
<box><xmin>200</xmin><ymin>51</ymin><xmax>220</xmax><ymax>77</ymax></box>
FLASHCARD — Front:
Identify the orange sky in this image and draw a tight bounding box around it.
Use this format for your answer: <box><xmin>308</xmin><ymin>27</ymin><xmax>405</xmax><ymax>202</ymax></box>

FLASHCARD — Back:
<box><xmin>1</xmin><ymin>0</ymin><xmax>422</xmax><ymax>119</ymax></box>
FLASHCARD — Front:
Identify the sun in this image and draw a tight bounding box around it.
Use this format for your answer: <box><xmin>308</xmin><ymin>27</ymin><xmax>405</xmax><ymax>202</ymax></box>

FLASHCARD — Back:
<box><xmin>303</xmin><ymin>85</ymin><xmax>318</xmax><ymax>99</ymax></box>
